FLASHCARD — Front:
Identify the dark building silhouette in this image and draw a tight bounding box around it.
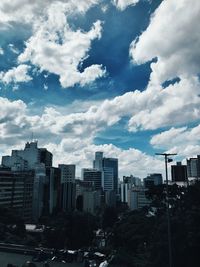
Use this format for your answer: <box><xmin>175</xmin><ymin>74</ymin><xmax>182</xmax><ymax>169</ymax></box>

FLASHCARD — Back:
<box><xmin>82</xmin><ymin>168</ymin><xmax>102</xmax><ymax>190</ymax></box>
<box><xmin>0</xmin><ymin>167</ymin><xmax>34</xmax><ymax>221</ymax></box>
<box><xmin>171</xmin><ymin>162</ymin><xmax>188</xmax><ymax>182</ymax></box>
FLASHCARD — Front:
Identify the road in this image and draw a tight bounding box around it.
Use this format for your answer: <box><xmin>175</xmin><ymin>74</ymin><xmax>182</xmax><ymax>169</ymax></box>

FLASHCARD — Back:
<box><xmin>0</xmin><ymin>251</ymin><xmax>82</xmax><ymax>267</ymax></box>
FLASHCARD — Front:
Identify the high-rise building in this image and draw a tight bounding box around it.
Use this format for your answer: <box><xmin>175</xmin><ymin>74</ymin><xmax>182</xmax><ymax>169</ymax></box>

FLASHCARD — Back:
<box><xmin>58</xmin><ymin>164</ymin><xmax>76</xmax><ymax>212</ymax></box>
<box><xmin>171</xmin><ymin>162</ymin><xmax>188</xmax><ymax>182</ymax></box>
<box><xmin>82</xmin><ymin>168</ymin><xmax>102</xmax><ymax>190</ymax></box>
<box><xmin>102</xmin><ymin>157</ymin><xmax>118</xmax><ymax>193</ymax></box>
<box><xmin>93</xmin><ymin>152</ymin><xmax>103</xmax><ymax>170</ymax></box>
<box><xmin>32</xmin><ymin>163</ymin><xmax>46</xmax><ymax>220</ymax></box>
<box><xmin>187</xmin><ymin>158</ymin><xmax>198</xmax><ymax>178</ymax></box>
<box><xmin>1</xmin><ymin>141</ymin><xmax>52</xmax><ymax>171</ymax></box>
<box><xmin>0</xmin><ymin>167</ymin><xmax>34</xmax><ymax>221</ymax></box>
<box><xmin>93</xmin><ymin>152</ymin><xmax>118</xmax><ymax>193</ymax></box>
<box><xmin>102</xmin><ymin>167</ymin><xmax>114</xmax><ymax>191</ymax></box>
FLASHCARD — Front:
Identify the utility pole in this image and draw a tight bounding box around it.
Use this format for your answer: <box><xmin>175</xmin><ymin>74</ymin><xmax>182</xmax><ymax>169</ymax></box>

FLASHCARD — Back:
<box><xmin>155</xmin><ymin>153</ymin><xmax>177</xmax><ymax>267</ymax></box>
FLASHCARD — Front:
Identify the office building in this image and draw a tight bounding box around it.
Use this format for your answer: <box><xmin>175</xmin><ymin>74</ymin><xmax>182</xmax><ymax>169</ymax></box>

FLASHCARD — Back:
<box><xmin>0</xmin><ymin>167</ymin><xmax>34</xmax><ymax>221</ymax></box>
<box><xmin>187</xmin><ymin>157</ymin><xmax>198</xmax><ymax>178</ymax></box>
<box><xmin>93</xmin><ymin>152</ymin><xmax>103</xmax><ymax>170</ymax></box>
<box><xmin>82</xmin><ymin>168</ymin><xmax>102</xmax><ymax>190</ymax></box>
<box><xmin>2</xmin><ymin>141</ymin><xmax>52</xmax><ymax>171</ymax></box>
<box><xmin>144</xmin><ymin>173</ymin><xmax>163</xmax><ymax>188</ymax></box>
<box><xmin>83</xmin><ymin>190</ymin><xmax>101</xmax><ymax>214</ymax></box>
<box><xmin>59</xmin><ymin>164</ymin><xmax>76</xmax><ymax>211</ymax></box>
<box><xmin>93</xmin><ymin>152</ymin><xmax>118</xmax><ymax>193</ymax></box>
<box><xmin>102</xmin><ymin>157</ymin><xmax>118</xmax><ymax>193</ymax></box>
<box><xmin>171</xmin><ymin>162</ymin><xmax>188</xmax><ymax>182</ymax></box>
<box><xmin>128</xmin><ymin>187</ymin><xmax>150</xmax><ymax>210</ymax></box>
<box><xmin>102</xmin><ymin>167</ymin><xmax>114</xmax><ymax>191</ymax></box>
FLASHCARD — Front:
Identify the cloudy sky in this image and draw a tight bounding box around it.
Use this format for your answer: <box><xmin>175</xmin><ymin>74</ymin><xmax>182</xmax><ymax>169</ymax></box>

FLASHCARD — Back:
<box><xmin>0</xmin><ymin>0</ymin><xmax>200</xmax><ymax>178</ymax></box>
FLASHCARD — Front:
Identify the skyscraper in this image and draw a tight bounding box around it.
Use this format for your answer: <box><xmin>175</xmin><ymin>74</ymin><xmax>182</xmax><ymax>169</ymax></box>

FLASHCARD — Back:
<box><xmin>59</xmin><ymin>164</ymin><xmax>76</xmax><ymax>211</ymax></box>
<box><xmin>102</xmin><ymin>157</ymin><xmax>118</xmax><ymax>193</ymax></box>
<box><xmin>82</xmin><ymin>168</ymin><xmax>102</xmax><ymax>190</ymax></box>
<box><xmin>93</xmin><ymin>152</ymin><xmax>118</xmax><ymax>193</ymax></box>
<box><xmin>93</xmin><ymin>152</ymin><xmax>103</xmax><ymax>169</ymax></box>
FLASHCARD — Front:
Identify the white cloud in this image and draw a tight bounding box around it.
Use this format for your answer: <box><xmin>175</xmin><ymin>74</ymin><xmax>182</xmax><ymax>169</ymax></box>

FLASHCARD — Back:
<box><xmin>150</xmin><ymin>124</ymin><xmax>200</xmax><ymax>161</ymax></box>
<box><xmin>45</xmin><ymin>140</ymin><xmax>164</xmax><ymax>178</ymax></box>
<box><xmin>0</xmin><ymin>1</ymin><xmax>105</xmax><ymax>88</ymax></box>
<box><xmin>130</xmin><ymin>0</ymin><xmax>200</xmax><ymax>84</ymax></box>
<box><xmin>0</xmin><ymin>47</ymin><xmax>4</xmax><ymax>55</ymax></box>
<box><xmin>128</xmin><ymin>76</ymin><xmax>200</xmax><ymax>131</ymax></box>
<box><xmin>17</xmin><ymin>3</ymin><xmax>106</xmax><ymax>88</ymax></box>
<box><xmin>0</xmin><ymin>64</ymin><xmax>32</xmax><ymax>84</ymax></box>
<box><xmin>0</xmin><ymin>0</ymin><xmax>100</xmax><ymax>25</ymax></box>
<box><xmin>112</xmin><ymin>0</ymin><xmax>140</xmax><ymax>11</ymax></box>
<box><xmin>0</xmin><ymin>96</ymin><xmax>165</xmax><ymax>178</ymax></box>
<box><xmin>150</xmin><ymin>127</ymin><xmax>188</xmax><ymax>148</ymax></box>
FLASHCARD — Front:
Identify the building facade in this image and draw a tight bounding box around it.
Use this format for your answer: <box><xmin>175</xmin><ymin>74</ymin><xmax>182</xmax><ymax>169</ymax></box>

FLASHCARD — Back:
<box><xmin>0</xmin><ymin>167</ymin><xmax>34</xmax><ymax>221</ymax></box>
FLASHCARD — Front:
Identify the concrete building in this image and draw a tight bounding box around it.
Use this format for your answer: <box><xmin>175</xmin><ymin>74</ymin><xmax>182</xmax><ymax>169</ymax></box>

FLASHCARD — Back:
<box><xmin>102</xmin><ymin>167</ymin><xmax>114</xmax><ymax>191</ymax></box>
<box><xmin>102</xmin><ymin>157</ymin><xmax>118</xmax><ymax>193</ymax></box>
<box><xmin>144</xmin><ymin>173</ymin><xmax>163</xmax><ymax>188</ymax></box>
<box><xmin>93</xmin><ymin>152</ymin><xmax>103</xmax><ymax>170</ymax></box>
<box><xmin>2</xmin><ymin>141</ymin><xmax>52</xmax><ymax>171</ymax></box>
<box><xmin>187</xmin><ymin>157</ymin><xmax>198</xmax><ymax>178</ymax></box>
<box><xmin>93</xmin><ymin>152</ymin><xmax>119</xmax><ymax>193</ymax></box>
<box><xmin>0</xmin><ymin>167</ymin><xmax>34</xmax><ymax>221</ymax></box>
<box><xmin>82</xmin><ymin>168</ymin><xmax>102</xmax><ymax>190</ymax></box>
<box><xmin>128</xmin><ymin>187</ymin><xmax>150</xmax><ymax>210</ymax></box>
<box><xmin>59</xmin><ymin>164</ymin><xmax>76</xmax><ymax>211</ymax></box>
<box><xmin>32</xmin><ymin>163</ymin><xmax>46</xmax><ymax>220</ymax></box>
<box><xmin>171</xmin><ymin>162</ymin><xmax>188</xmax><ymax>182</ymax></box>
<box><xmin>83</xmin><ymin>190</ymin><xmax>101</xmax><ymax>214</ymax></box>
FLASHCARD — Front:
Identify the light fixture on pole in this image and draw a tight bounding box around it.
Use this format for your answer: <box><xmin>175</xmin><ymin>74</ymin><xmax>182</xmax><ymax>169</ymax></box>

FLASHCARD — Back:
<box><xmin>155</xmin><ymin>153</ymin><xmax>177</xmax><ymax>267</ymax></box>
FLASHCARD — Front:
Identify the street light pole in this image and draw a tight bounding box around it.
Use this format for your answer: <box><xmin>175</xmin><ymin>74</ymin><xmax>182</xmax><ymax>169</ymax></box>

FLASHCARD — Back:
<box><xmin>155</xmin><ymin>153</ymin><xmax>177</xmax><ymax>267</ymax></box>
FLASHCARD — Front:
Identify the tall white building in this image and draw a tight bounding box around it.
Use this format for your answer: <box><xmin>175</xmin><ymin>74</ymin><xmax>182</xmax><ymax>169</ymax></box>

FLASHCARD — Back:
<box><xmin>2</xmin><ymin>141</ymin><xmax>52</xmax><ymax>171</ymax></box>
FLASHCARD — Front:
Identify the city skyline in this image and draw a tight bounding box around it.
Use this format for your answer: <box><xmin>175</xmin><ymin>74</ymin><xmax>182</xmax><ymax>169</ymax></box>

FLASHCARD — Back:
<box><xmin>0</xmin><ymin>0</ymin><xmax>200</xmax><ymax>178</ymax></box>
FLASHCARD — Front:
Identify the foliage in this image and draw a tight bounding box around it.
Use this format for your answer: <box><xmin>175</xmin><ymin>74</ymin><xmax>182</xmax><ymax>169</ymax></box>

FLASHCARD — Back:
<box><xmin>41</xmin><ymin>211</ymin><xmax>98</xmax><ymax>249</ymax></box>
<box><xmin>108</xmin><ymin>182</ymin><xmax>200</xmax><ymax>267</ymax></box>
<box><xmin>0</xmin><ymin>206</ymin><xmax>26</xmax><ymax>241</ymax></box>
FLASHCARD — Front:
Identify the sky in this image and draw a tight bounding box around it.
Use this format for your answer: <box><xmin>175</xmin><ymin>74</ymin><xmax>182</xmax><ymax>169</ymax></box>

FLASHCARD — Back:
<box><xmin>0</xmin><ymin>0</ymin><xmax>200</xmax><ymax>179</ymax></box>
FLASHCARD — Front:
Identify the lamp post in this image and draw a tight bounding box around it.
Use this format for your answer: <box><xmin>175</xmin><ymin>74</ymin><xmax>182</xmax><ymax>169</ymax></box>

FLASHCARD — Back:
<box><xmin>155</xmin><ymin>153</ymin><xmax>177</xmax><ymax>267</ymax></box>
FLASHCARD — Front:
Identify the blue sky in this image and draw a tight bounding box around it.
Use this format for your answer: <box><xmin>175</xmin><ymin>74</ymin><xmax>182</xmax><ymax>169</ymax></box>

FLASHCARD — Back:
<box><xmin>0</xmin><ymin>0</ymin><xmax>200</xmax><ymax>178</ymax></box>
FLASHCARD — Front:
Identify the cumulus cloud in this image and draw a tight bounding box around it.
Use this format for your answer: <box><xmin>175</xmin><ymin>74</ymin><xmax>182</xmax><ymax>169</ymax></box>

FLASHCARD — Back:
<box><xmin>130</xmin><ymin>0</ymin><xmax>200</xmax><ymax>84</ymax></box>
<box><xmin>150</xmin><ymin>124</ymin><xmax>200</xmax><ymax>161</ymax></box>
<box><xmin>128</xmin><ymin>76</ymin><xmax>200</xmax><ymax>131</ymax></box>
<box><xmin>0</xmin><ymin>0</ymin><xmax>105</xmax><ymax>88</ymax></box>
<box><xmin>112</xmin><ymin>0</ymin><xmax>140</xmax><ymax>11</ymax></box>
<box><xmin>45</xmin><ymin>141</ymin><xmax>164</xmax><ymax>177</ymax></box>
<box><xmin>0</xmin><ymin>64</ymin><xmax>32</xmax><ymax>84</ymax></box>
<box><xmin>0</xmin><ymin>96</ymin><xmax>165</xmax><ymax>178</ymax></box>
<box><xmin>17</xmin><ymin>3</ymin><xmax>106</xmax><ymax>88</ymax></box>
<box><xmin>0</xmin><ymin>0</ymin><xmax>100</xmax><ymax>25</ymax></box>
